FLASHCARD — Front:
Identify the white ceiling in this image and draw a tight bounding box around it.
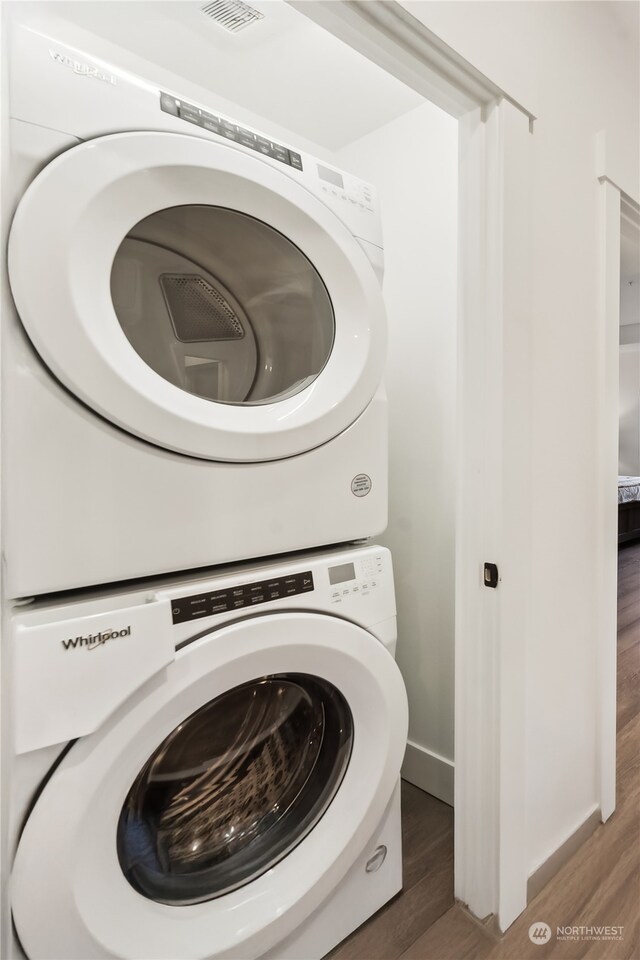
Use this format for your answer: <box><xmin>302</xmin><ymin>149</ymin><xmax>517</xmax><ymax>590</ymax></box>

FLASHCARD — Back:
<box><xmin>29</xmin><ymin>0</ymin><xmax>424</xmax><ymax>151</ymax></box>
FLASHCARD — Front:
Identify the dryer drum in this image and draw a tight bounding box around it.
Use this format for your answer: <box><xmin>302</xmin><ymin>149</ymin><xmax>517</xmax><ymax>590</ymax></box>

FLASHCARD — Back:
<box><xmin>117</xmin><ymin>673</ymin><xmax>353</xmax><ymax>905</ymax></box>
<box><xmin>159</xmin><ymin>274</ymin><xmax>245</xmax><ymax>343</ymax></box>
<box><xmin>110</xmin><ymin>205</ymin><xmax>336</xmax><ymax>407</ymax></box>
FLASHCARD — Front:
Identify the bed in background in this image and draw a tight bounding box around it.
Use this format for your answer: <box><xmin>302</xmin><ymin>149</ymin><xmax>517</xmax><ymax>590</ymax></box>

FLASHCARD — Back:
<box><xmin>619</xmin><ymin>476</ymin><xmax>640</xmax><ymax>543</ymax></box>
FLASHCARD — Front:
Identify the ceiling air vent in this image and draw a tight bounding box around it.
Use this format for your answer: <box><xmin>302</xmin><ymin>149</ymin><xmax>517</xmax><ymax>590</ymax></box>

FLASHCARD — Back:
<box><xmin>200</xmin><ymin>0</ymin><xmax>264</xmax><ymax>33</ymax></box>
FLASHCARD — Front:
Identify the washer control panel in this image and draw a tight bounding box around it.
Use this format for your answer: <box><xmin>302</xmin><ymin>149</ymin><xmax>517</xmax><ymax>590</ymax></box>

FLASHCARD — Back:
<box><xmin>328</xmin><ymin>552</ymin><xmax>384</xmax><ymax>604</ymax></box>
<box><xmin>171</xmin><ymin>571</ymin><xmax>314</xmax><ymax>624</ymax></box>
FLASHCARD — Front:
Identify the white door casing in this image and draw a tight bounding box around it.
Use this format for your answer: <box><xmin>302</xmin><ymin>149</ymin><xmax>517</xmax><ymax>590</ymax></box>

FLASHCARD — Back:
<box><xmin>595</xmin><ymin>182</ymin><xmax>640</xmax><ymax>823</ymax></box>
<box><xmin>8</xmin><ymin>132</ymin><xmax>387</xmax><ymax>462</ymax></box>
<box><xmin>11</xmin><ymin>612</ymin><xmax>408</xmax><ymax>960</ymax></box>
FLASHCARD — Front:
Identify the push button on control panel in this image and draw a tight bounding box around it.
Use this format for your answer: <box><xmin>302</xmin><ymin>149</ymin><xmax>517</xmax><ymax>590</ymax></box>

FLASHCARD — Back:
<box><xmin>171</xmin><ymin>571</ymin><xmax>314</xmax><ymax>624</ymax></box>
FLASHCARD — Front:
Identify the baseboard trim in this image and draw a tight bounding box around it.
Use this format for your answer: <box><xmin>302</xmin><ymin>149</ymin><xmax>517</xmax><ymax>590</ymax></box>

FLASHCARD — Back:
<box><xmin>402</xmin><ymin>739</ymin><xmax>454</xmax><ymax>806</ymax></box>
<box><xmin>527</xmin><ymin>806</ymin><xmax>601</xmax><ymax>903</ymax></box>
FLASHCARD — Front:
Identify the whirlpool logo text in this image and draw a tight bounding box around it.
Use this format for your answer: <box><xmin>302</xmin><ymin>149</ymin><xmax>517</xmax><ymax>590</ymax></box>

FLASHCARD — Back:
<box><xmin>49</xmin><ymin>50</ymin><xmax>117</xmax><ymax>85</ymax></box>
<box><xmin>61</xmin><ymin>626</ymin><xmax>131</xmax><ymax>651</ymax></box>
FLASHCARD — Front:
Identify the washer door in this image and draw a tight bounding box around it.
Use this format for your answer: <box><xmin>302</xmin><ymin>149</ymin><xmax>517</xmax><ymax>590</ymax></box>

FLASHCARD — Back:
<box><xmin>11</xmin><ymin>612</ymin><xmax>407</xmax><ymax>960</ymax></box>
<box><xmin>8</xmin><ymin>132</ymin><xmax>386</xmax><ymax>462</ymax></box>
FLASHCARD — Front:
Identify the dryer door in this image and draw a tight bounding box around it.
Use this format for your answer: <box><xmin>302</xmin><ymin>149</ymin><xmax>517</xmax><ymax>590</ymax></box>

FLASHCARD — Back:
<box><xmin>11</xmin><ymin>612</ymin><xmax>407</xmax><ymax>960</ymax></box>
<box><xmin>8</xmin><ymin>132</ymin><xmax>386</xmax><ymax>462</ymax></box>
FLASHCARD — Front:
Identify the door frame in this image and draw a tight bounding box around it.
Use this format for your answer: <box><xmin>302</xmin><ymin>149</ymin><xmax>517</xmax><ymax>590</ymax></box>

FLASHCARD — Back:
<box><xmin>596</xmin><ymin>181</ymin><xmax>640</xmax><ymax>822</ymax></box>
<box><xmin>292</xmin><ymin>0</ymin><xmax>535</xmax><ymax>929</ymax></box>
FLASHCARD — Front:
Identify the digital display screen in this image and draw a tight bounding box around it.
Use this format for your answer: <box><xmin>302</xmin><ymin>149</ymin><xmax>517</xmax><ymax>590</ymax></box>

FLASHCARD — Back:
<box><xmin>329</xmin><ymin>562</ymin><xmax>356</xmax><ymax>585</ymax></box>
<box><xmin>318</xmin><ymin>164</ymin><xmax>344</xmax><ymax>189</ymax></box>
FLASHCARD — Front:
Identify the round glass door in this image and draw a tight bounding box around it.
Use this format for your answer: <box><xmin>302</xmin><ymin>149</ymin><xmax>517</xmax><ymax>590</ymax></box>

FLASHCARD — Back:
<box><xmin>117</xmin><ymin>674</ymin><xmax>352</xmax><ymax>905</ymax></box>
<box><xmin>111</xmin><ymin>206</ymin><xmax>335</xmax><ymax>405</ymax></box>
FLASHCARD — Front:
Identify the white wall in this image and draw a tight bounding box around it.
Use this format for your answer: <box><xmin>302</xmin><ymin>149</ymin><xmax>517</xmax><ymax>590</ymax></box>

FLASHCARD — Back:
<box><xmin>338</xmin><ymin>101</ymin><xmax>458</xmax><ymax>805</ymax></box>
<box><xmin>619</xmin><ymin>345</ymin><xmax>640</xmax><ymax>475</ymax></box>
<box><xmin>401</xmin><ymin>1</ymin><xmax>640</xmax><ymax>879</ymax></box>
<box><xmin>619</xmin><ymin>275</ymin><xmax>640</xmax><ymax>475</ymax></box>
<box><xmin>620</xmin><ymin>276</ymin><xmax>640</xmax><ymax>333</ymax></box>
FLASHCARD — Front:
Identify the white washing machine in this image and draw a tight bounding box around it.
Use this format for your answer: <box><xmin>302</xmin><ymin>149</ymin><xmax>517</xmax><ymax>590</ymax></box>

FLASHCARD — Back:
<box><xmin>6</xmin><ymin>543</ymin><xmax>407</xmax><ymax>959</ymax></box>
<box><xmin>2</xmin><ymin>22</ymin><xmax>388</xmax><ymax>598</ymax></box>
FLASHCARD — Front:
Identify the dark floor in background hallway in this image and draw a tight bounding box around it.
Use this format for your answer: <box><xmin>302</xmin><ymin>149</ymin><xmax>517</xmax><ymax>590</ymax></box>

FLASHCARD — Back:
<box><xmin>331</xmin><ymin>542</ymin><xmax>640</xmax><ymax>960</ymax></box>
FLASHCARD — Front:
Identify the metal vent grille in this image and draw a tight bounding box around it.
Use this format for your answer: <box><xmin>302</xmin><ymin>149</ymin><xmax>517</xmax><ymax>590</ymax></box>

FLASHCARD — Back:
<box><xmin>160</xmin><ymin>275</ymin><xmax>244</xmax><ymax>342</ymax></box>
<box><xmin>200</xmin><ymin>0</ymin><xmax>264</xmax><ymax>33</ymax></box>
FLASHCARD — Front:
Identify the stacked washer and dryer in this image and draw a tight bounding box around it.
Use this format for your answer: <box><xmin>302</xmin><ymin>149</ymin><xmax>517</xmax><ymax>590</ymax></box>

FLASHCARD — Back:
<box><xmin>2</xmin><ymin>21</ymin><xmax>408</xmax><ymax>960</ymax></box>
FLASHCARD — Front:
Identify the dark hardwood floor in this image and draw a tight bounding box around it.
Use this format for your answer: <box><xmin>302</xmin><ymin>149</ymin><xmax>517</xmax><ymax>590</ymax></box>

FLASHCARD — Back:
<box><xmin>330</xmin><ymin>542</ymin><xmax>640</xmax><ymax>960</ymax></box>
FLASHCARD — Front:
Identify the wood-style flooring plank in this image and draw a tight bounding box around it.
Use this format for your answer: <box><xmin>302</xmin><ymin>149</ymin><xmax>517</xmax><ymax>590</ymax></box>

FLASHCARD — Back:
<box><xmin>617</xmin><ymin>619</ymin><xmax>640</xmax><ymax>656</ymax></box>
<box><xmin>615</xmin><ymin>713</ymin><xmax>640</xmax><ymax>807</ymax></box>
<box><xmin>616</xmin><ymin>649</ymin><xmax>640</xmax><ymax>735</ymax></box>
<box><xmin>618</xmin><ymin>594</ymin><xmax>640</xmax><ymax>630</ymax></box>
<box><xmin>327</xmin><ymin>785</ymin><xmax>454</xmax><ymax>959</ymax></box>
<box><xmin>400</xmin><ymin>784</ymin><xmax>454</xmax><ymax>891</ymax></box>
<box><xmin>327</xmin><ymin>846</ymin><xmax>453</xmax><ymax>960</ymax></box>
<box><xmin>398</xmin><ymin>904</ymin><xmax>496</xmax><ymax>960</ymax></box>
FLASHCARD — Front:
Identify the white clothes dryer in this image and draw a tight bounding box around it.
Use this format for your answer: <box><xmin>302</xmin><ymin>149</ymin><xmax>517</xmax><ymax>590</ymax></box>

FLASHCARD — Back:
<box><xmin>3</xmin><ymin>22</ymin><xmax>388</xmax><ymax>598</ymax></box>
<box><xmin>6</xmin><ymin>544</ymin><xmax>407</xmax><ymax>960</ymax></box>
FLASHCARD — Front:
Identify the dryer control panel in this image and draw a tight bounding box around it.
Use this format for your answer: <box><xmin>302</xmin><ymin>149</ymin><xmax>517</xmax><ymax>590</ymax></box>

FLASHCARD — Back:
<box><xmin>157</xmin><ymin>91</ymin><xmax>376</xmax><ymax>216</ymax></box>
<box><xmin>160</xmin><ymin>92</ymin><xmax>304</xmax><ymax>170</ymax></box>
